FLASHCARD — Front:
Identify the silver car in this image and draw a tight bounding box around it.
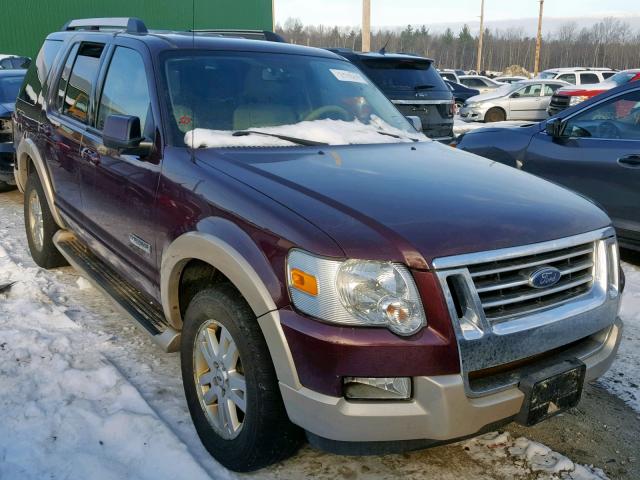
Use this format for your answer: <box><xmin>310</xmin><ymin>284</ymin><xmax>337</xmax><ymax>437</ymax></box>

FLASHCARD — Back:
<box><xmin>459</xmin><ymin>79</ymin><xmax>568</xmax><ymax>122</ymax></box>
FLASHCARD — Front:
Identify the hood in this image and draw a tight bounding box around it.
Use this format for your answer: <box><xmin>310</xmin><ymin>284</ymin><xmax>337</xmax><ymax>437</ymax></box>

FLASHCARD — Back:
<box><xmin>466</xmin><ymin>85</ymin><xmax>512</xmax><ymax>103</ymax></box>
<box><xmin>199</xmin><ymin>141</ymin><xmax>611</xmax><ymax>268</ymax></box>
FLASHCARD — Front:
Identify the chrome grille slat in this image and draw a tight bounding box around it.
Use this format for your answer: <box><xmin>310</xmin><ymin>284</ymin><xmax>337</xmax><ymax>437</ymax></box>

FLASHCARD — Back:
<box><xmin>481</xmin><ymin>274</ymin><xmax>593</xmax><ymax>309</ymax></box>
<box><xmin>474</xmin><ymin>259</ymin><xmax>594</xmax><ymax>293</ymax></box>
<box><xmin>469</xmin><ymin>246</ymin><xmax>593</xmax><ymax>278</ymax></box>
<box><xmin>466</xmin><ymin>241</ymin><xmax>596</xmax><ymax>322</ymax></box>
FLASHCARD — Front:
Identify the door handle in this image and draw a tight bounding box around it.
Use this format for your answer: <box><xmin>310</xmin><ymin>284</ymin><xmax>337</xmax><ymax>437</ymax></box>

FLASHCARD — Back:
<box><xmin>81</xmin><ymin>147</ymin><xmax>101</xmax><ymax>166</ymax></box>
<box><xmin>617</xmin><ymin>155</ymin><xmax>640</xmax><ymax>168</ymax></box>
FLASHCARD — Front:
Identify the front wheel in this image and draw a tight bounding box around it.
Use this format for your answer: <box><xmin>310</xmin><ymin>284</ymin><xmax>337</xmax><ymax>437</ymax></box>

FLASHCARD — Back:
<box><xmin>484</xmin><ymin>107</ymin><xmax>506</xmax><ymax>123</ymax></box>
<box><xmin>24</xmin><ymin>172</ymin><xmax>67</xmax><ymax>269</ymax></box>
<box><xmin>181</xmin><ymin>284</ymin><xmax>302</xmax><ymax>472</ymax></box>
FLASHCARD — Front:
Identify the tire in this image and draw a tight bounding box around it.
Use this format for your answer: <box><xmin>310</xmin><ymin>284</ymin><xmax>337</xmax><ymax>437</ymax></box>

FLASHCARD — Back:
<box><xmin>485</xmin><ymin>107</ymin><xmax>506</xmax><ymax>123</ymax></box>
<box><xmin>24</xmin><ymin>172</ymin><xmax>67</xmax><ymax>269</ymax></box>
<box><xmin>181</xmin><ymin>284</ymin><xmax>303</xmax><ymax>472</ymax></box>
<box><xmin>0</xmin><ymin>180</ymin><xmax>16</xmax><ymax>193</ymax></box>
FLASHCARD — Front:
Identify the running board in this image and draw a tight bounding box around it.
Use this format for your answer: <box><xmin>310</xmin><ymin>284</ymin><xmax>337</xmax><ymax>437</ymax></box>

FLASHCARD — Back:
<box><xmin>53</xmin><ymin>231</ymin><xmax>180</xmax><ymax>352</ymax></box>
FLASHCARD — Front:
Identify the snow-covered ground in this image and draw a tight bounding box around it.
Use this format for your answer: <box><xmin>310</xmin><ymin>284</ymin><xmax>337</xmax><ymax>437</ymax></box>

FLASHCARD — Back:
<box><xmin>0</xmin><ymin>189</ymin><xmax>638</xmax><ymax>479</ymax></box>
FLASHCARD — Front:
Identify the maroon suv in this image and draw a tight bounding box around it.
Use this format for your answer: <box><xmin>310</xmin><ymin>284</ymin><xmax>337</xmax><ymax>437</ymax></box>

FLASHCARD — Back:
<box><xmin>13</xmin><ymin>18</ymin><xmax>623</xmax><ymax>472</ymax></box>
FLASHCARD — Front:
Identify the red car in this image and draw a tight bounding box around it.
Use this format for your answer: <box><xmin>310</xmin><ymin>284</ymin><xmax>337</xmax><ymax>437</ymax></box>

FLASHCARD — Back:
<box><xmin>548</xmin><ymin>69</ymin><xmax>640</xmax><ymax>115</ymax></box>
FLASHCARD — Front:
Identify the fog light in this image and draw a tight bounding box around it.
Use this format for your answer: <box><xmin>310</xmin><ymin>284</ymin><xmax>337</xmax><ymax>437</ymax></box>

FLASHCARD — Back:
<box><xmin>343</xmin><ymin>377</ymin><xmax>411</xmax><ymax>400</ymax></box>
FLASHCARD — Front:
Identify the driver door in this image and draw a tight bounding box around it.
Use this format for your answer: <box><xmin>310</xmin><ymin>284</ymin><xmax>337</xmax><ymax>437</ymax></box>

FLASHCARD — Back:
<box><xmin>524</xmin><ymin>88</ymin><xmax>640</xmax><ymax>245</ymax></box>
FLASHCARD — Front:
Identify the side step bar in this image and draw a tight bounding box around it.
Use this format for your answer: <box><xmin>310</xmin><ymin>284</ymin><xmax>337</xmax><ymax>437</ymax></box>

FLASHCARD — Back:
<box><xmin>53</xmin><ymin>231</ymin><xmax>180</xmax><ymax>352</ymax></box>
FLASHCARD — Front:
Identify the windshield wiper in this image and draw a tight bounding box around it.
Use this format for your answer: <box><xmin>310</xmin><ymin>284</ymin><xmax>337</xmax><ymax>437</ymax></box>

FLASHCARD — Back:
<box><xmin>232</xmin><ymin>130</ymin><xmax>328</xmax><ymax>147</ymax></box>
<box><xmin>414</xmin><ymin>84</ymin><xmax>435</xmax><ymax>90</ymax></box>
<box><xmin>376</xmin><ymin>130</ymin><xmax>419</xmax><ymax>142</ymax></box>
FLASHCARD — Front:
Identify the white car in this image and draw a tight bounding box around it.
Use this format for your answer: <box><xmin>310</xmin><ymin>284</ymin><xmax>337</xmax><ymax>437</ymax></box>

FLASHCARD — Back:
<box><xmin>439</xmin><ymin>69</ymin><xmax>460</xmax><ymax>84</ymax></box>
<box><xmin>458</xmin><ymin>75</ymin><xmax>504</xmax><ymax>94</ymax></box>
<box><xmin>536</xmin><ymin>67</ymin><xmax>616</xmax><ymax>86</ymax></box>
<box><xmin>459</xmin><ymin>79</ymin><xmax>569</xmax><ymax>122</ymax></box>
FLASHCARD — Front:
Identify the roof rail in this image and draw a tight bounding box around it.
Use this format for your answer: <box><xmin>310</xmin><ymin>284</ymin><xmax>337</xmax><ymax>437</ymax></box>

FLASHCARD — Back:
<box><xmin>190</xmin><ymin>29</ymin><xmax>286</xmax><ymax>43</ymax></box>
<box><xmin>62</xmin><ymin>17</ymin><xmax>148</xmax><ymax>34</ymax></box>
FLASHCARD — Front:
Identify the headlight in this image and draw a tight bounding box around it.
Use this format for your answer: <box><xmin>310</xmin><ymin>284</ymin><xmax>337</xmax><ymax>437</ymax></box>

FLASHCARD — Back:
<box><xmin>0</xmin><ymin>118</ymin><xmax>11</xmax><ymax>134</ymax></box>
<box><xmin>569</xmin><ymin>95</ymin><xmax>589</xmax><ymax>106</ymax></box>
<box><xmin>287</xmin><ymin>250</ymin><xmax>426</xmax><ymax>336</ymax></box>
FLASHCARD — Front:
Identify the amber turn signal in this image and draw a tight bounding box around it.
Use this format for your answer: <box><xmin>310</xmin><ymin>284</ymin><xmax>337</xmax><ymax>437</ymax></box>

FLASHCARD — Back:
<box><xmin>290</xmin><ymin>268</ymin><xmax>318</xmax><ymax>296</ymax></box>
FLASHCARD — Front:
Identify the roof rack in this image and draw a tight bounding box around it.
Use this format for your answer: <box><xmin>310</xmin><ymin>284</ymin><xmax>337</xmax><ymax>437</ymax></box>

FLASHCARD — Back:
<box><xmin>62</xmin><ymin>17</ymin><xmax>148</xmax><ymax>34</ymax></box>
<box><xmin>190</xmin><ymin>29</ymin><xmax>286</xmax><ymax>43</ymax></box>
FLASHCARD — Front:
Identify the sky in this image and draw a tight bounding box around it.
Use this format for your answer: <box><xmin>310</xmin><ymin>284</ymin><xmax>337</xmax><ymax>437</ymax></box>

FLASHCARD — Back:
<box><xmin>274</xmin><ymin>0</ymin><xmax>640</xmax><ymax>28</ymax></box>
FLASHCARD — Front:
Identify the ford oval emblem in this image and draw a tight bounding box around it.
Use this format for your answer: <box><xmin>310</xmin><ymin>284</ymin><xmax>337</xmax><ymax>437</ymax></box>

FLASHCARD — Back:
<box><xmin>528</xmin><ymin>266</ymin><xmax>562</xmax><ymax>289</ymax></box>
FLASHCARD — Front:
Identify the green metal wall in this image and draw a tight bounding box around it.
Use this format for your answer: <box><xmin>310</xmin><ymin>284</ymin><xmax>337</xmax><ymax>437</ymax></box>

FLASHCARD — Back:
<box><xmin>1</xmin><ymin>0</ymin><xmax>274</xmax><ymax>57</ymax></box>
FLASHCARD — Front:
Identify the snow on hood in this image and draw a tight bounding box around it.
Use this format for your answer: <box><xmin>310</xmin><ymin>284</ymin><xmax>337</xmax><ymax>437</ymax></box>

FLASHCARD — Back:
<box><xmin>185</xmin><ymin>117</ymin><xmax>427</xmax><ymax>148</ymax></box>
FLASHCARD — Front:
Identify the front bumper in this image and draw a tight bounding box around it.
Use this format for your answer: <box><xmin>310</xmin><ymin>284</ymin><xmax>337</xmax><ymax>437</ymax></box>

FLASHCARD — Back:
<box><xmin>459</xmin><ymin>106</ymin><xmax>487</xmax><ymax>122</ymax></box>
<box><xmin>0</xmin><ymin>142</ymin><xmax>16</xmax><ymax>184</ymax></box>
<box><xmin>279</xmin><ymin>317</ymin><xmax>622</xmax><ymax>448</ymax></box>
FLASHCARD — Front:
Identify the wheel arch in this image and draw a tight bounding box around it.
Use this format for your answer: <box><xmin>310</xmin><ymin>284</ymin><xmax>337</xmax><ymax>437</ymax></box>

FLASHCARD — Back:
<box><xmin>161</xmin><ymin>218</ymin><xmax>301</xmax><ymax>389</ymax></box>
<box><xmin>15</xmin><ymin>138</ymin><xmax>65</xmax><ymax>228</ymax></box>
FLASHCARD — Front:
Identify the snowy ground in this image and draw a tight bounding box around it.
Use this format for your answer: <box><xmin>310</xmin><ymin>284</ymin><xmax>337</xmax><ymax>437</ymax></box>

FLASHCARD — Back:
<box><xmin>0</xmin><ymin>189</ymin><xmax>638</xmax><ymax>479</ymax></box>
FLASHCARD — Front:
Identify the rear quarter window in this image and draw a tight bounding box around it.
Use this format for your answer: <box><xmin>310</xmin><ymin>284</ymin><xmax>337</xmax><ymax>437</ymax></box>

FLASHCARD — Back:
<box><xmin>18</xmin><ymin>39</ymin><xmax>62</xmax><ymax>106</ymax></box>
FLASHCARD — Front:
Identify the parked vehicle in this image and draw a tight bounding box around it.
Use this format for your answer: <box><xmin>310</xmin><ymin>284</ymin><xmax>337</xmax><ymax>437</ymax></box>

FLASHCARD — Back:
<box><xmin>0</xmin><ymin>69</ymin><xmax>26</xmax><ymax>191</ymax></box>
<box><xmin>330</xmin><ymin>49</ymin><xmax>455</xmax><ymax>141</ymax></box>
<box><xmin>457</xmin><ymin>81</ymin><xmax>640</xmax><ymax>251</ymax></box>
<box><xmin>0</xmin><ymin>54</ymin><xmax>31</xmax><ymax>69</ymax></box>
<box><xmin>15</xmin><ymin>17</ymin><xmax>623</xmax><ymax>472</ymax></box>
<box><xmin>439</xmin><ymin>69</ymin><xmax>460</xmax><ymax>84</ymax></box>
<box><xmin>459</xmin><ymin>79</ymin><xmax>568</xmax><ymax>122</ymax></box>
<box><xmin>536</xmin><ymin>67</ymin><xmax>616</xmax><ymax>86</ymax></box>
<box><xmin>444</xmin><ymin>80</ymin><xmax>479</xmax><ymax>109</ymax></box>
<box><xmin>548</xmin><ymin>69</ymin><xmax>640</xmax><ymax>116</ymax></box>
<box><xmin>458</xmin><ymin>75</ymin><xmax>504</xmax><ymax>93</ymax></box>
<box><xmin>494</xmin><ymin>75</ymin><xmax>528</xmax><ymax>84</ymax></box>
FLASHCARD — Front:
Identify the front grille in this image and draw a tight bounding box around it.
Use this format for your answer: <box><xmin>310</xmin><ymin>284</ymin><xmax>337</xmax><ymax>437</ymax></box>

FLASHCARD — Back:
<box><xmin>549</xmin><ymin>94</ymin><xmax>570</xmax><ymax>111</ymax></box>
<box><xmin>468</xmin><ymin>242</ymin><xmax>595</xmax><ymax>322</ymax></box>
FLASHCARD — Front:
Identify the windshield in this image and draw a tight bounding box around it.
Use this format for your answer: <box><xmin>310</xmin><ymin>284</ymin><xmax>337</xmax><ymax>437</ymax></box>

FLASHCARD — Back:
<box><xmin>161</xmin><ymin>51</ymin><xmax>424</xmax><ymax>148</ymax></box>
<box><xmin>0</xmin><ymin>75</ymin><xmax>24</xmax><ymax>104</ymax></box>
<box><xmin>608</xmin><ymin>71</ymin><xmax>639</xmax><ymax>86</ymax></box>
<box><xmin>359</xmin><ymin>58</ymin><xmax>446</xmax><ymax>92</ymax></box>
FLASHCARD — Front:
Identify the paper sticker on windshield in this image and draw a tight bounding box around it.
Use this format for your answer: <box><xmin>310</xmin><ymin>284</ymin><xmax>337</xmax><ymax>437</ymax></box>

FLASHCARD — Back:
<box><xmin>330</xmin><ymin>69</ymin><xmax>368</xmax><ymax>84</ymax></box>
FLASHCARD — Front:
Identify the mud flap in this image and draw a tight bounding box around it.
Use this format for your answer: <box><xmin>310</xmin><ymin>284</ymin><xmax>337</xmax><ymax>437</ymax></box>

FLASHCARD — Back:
<box><xmin>515</xmin><ymin>359</ymin><xmax>586</xmax><ymax>427</ymax></box>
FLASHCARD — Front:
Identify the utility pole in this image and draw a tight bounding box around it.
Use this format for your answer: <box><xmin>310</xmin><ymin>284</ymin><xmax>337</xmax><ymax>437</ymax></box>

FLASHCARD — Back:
<box><xmin>476</xmin><ymin>0</ymin><xmax>484</xmax><ymax>72</ymax></box>
<box><xmin>534</xmin><ymin>0</ymin><xmax>544</xmax><ymax>76</ymax></box>
<box><xmin>362</xmin><ymin>0</ymin><xmax>371</xmax><ymax>52</ymax></box>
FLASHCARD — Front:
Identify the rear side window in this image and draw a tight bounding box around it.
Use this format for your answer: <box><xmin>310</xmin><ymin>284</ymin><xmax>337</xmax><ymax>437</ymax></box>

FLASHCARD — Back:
<box><xmin>580</xmin><ymin>73</ymin><xmax>600</xmax><ymax>84</ymax></box>
<box><xmin>18</xmin><ymin>39</ymin><xmax>62</xmax><ymax>105</ymax></box>
<box><xmin>61</xmin><ymin>43</ymin><xmax>105</xmax><ymax>124</ymax></box>
<box><xmin>602</xmin><ymin>72</ymin><xmax>616</xmax><ymax>79</ymax></box>
<box><xmin>556</xmin><ymin>73</ymin><xmax>576</xmax><ymax>84</ymax></box>
<box><xmin>360</xmin><ymin>59</ymin><xmax>447</xmax><ymax>92</ymax></box>
<box><xmin>97</xmin><ymin>47</ymin><xmax>152</xmax><ymax>134</ymax></box>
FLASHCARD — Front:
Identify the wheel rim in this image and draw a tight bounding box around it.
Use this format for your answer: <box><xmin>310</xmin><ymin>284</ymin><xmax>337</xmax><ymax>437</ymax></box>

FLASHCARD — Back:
<box><xmin>28</xmin><ymin>188</ymin><xmax>44</xmax><ymax>252</ymax></box>
<box><xmin>193</xmin><ymin>319</ymin><xmax>247</xmax><ymax>439</ymax></box>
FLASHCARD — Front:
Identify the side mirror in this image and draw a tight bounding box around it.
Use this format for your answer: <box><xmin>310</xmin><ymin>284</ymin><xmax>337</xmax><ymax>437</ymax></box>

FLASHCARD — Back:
<box><xmin>406</xmin><ymin>115</ymin><xmax>423</xmax><ymax>132</ymax></box>
<box><xmin>103</xmin><ymin>114</ymin><xmax>151</xmax><ymax>155</ymax></box>
<box><xmin>511</xmin><ymin>92</ymin><xmax>521</xmax><ymax>98</ymax></box>
<box><xmin>545</xmin><ymin>118</ymin><xmax>563</xmax><ymax>138</ymax></box>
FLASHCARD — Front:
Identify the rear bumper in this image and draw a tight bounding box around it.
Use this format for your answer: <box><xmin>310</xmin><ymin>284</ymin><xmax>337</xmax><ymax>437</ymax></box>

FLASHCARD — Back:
<box><xmin>280</xmin><ymin>317</ymin><xmax>622</xmax><ymax>448</ymax></box>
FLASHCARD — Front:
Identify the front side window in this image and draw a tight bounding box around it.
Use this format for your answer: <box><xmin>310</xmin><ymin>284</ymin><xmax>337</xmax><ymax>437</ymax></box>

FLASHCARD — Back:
<box><xmin>162</xmin><ymin>51</ymin><xmax>423</xmax><ymax>148</ymax></box>
<box><xmin>557</xmin><ymin>73</ymin><xmax>576</xmax><ymax>84</ymax></box>
<box><xmin>564</xmin><ymin>90</ymin><xmax>640</xmax><ymax>140</ymax></box>
<box><xmin>61</xmin><ymin>43</ymin><xmax>105</xmax><ymax>124</ymax></box>
<box><xmin>514</xmin><ymin>84</ymin><xmax>542</xmax><ymax>97</ymax></box>
<box><xmin>97</xmin><ymin>47</ymin><xmax>152</xmax><ymax>134</ymax></box>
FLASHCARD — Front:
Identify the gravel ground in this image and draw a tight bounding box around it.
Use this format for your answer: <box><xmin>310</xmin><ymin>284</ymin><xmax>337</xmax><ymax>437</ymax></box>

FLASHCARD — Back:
<box><xmin>1</xmin><ymin>188</ymin><xmax>638</xmax><ymax>480</ymax></box>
